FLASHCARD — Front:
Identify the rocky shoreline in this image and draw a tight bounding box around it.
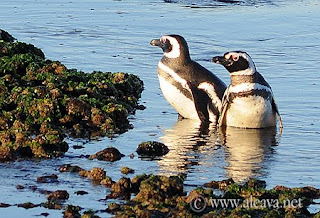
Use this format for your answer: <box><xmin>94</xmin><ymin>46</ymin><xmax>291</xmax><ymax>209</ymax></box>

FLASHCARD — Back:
<box><xmin>1</xmin><ymin>30</ymin><xmax>320</xmax><ymax>217</ymax></box>
<box><xmin>0</xmin><ymin>30</ymin><xmax>144</xmax><ymax>161</ymax></box>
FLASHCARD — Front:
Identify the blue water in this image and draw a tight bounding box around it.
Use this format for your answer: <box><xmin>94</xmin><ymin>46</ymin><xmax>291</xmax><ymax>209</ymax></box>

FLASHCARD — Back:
<box><xmin>0</xmin><ymin>0</ymin><xmax>320</xmax><ymax>217</ymax></box>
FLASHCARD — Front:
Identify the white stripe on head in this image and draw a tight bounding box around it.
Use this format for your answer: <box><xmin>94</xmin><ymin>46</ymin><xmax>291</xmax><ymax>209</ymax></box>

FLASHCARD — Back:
<box><xmin>161</xmin><ymin>35</ymin><xmax>180</xmax><ymax>59</ymax></box>
<box><xmin>229</xmin><ymin>83</ymin><xmax>271</xmax><ymax>93</ymax></box>
<box><xmin>198</xmin><ymin>82</ymin><xmax>222</xmax><ymax>112</ymax></box>
<box><xmin>225</xmin><ymin>52</ymin><xmax>256</xmax><ymax>76</ymax></box>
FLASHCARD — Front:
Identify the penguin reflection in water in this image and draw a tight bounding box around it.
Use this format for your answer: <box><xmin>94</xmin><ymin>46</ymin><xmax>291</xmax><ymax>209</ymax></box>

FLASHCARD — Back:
<box><xmin>212</xmin><ymin>51</ymin><xmax>283</xmax><ymax>129</ymax></box>
<box><xmin>150</xmin><ymin>35</ymin><xmax>226</xmax><ymax>125</ymax></box>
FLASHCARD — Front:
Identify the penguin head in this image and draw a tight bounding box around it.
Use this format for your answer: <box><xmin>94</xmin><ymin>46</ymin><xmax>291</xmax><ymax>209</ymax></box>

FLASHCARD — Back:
<box><xmin>212</xmin><ymin>51</ymin><xmax>256</xmax><ymax>75</ymax></box>
<box><xmin>150</xmin><ymin>35</ymin><xmax>190</xmax><ymax>60</ymax></box>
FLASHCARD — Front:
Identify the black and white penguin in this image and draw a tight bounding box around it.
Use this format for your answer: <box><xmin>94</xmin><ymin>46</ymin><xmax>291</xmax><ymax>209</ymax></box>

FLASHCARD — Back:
<box><xmin>150</xmin><ymin>35</ymin><xmax>227</xmax><ymax>124</ymax></box>
<box><xmin>212</xmin><ymin>51</ymin><xmax>283</xmax><ymax>129</ymax></box>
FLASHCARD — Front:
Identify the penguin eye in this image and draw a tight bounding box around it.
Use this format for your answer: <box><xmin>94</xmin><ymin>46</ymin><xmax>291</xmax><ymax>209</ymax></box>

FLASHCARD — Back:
<box><xmin>161</xmin><ymin>38</ymin><xmax>169</xmax><ymax>44</ymax></box>
<box><xmin>232</xmin><ymin>55</ymin><xmax>239</xmax><ymax>61</ymax></box>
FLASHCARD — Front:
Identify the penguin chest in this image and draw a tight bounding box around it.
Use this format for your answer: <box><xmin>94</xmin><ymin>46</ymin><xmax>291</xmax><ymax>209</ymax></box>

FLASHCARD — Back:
<box><xmin>158</xmin><ymin>74</ymin><xmax>200</xmax><ymax>120</ymax></box>
<box><xmin>225</xmin><ymin>95</ymin><xmax>276</xmax><ymax>128</ymax></box>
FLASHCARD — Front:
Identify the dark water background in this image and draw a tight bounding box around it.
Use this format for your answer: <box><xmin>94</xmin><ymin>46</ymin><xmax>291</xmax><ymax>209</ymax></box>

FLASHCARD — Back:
<box><xmin>0</xmin><ymin>0</ymin><xmax>320</xmax><ymax>216</ymax></box>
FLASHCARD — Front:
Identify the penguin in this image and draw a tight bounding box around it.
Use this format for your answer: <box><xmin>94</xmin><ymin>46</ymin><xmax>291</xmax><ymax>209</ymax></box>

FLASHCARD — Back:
<box><xmin>212</xmin><ymin>51</ymin><xmax>283</xmax><ymax>129</ymax></box>
<box><xmin>150</xmin><ymin>35</ymin><xmax>227</xmax><ymax>124</ymax></box>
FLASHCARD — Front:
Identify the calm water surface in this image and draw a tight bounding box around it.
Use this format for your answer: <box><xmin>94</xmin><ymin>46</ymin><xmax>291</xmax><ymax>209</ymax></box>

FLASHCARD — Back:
<box><xmin>0</xmin><ymin>0</ymin><xmax>320</xmax><ymax>216</ymax></box>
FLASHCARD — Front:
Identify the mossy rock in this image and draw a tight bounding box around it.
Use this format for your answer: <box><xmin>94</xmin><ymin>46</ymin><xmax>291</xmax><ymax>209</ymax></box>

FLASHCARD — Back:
<box><xmin>136</xmin><ymin>141</ymin><xmax>169</xmax><ymax>156</ymax></box>
<box><xmin>0</xmin><ymin>30</ymin><xmax>144</xmax><ymax>161</ymax></box>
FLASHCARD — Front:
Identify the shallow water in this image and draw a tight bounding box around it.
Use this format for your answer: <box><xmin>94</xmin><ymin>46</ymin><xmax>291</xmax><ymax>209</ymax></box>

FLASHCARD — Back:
<box><xmin>1</xmin><ymin>0</ymin><xmax>320</xmax><ymax>216</ymax></box>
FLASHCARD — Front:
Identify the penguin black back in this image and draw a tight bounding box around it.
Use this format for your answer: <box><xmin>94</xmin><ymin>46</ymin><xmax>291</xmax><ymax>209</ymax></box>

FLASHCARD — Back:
<box><xmin>151</xmin><ymin>35</ymin><xmax>227</xmax><ymax>124</ymax></box>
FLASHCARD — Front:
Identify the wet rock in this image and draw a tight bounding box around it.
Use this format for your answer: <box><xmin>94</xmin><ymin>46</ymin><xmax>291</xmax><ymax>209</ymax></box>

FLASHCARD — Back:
<box><xmin>136</xmin><ymin>141</ymin><xmax>169</xmax><ymax>156</ymax></box>
<box><xmin>41</xmin><ymin>201</ymin><xmax>63</xmax><ymax>210</ymax></box>
<box><xmin>0</xmin><ymin>33</ymin><xmax>144</xmax><ymax>161</ymax></box>
<box><xmin>105</xmin><ymin>175</ymin><xmax>320</xmax><ymax>218</ymax></box>
<box><xmin>72</xmin><ymin>145</ymin><xmax>84</xmax><ymax>149</ymax></box>
<box><xmin>136</xmin><ymin>104</ymin><xmax>146</xmax><ymax>110</ymax></box>
<box><xmin>245</xmin><ymin>178</ymin><xmax>266</xmax><ymax>189</ymax></box>
<box><xmin>16</xmin><ymin>184</ymin><xmax>25</xmax><ymax>189</ymax></box>
<box><xmin>0</xmin><ymin>29</ymin><xmax>15</xmax><ymax>43</ymax></box>
<box><xmin>17</xmin><ymin>202</ymin><xmax>38</xmax><ymax>209</ymax></box>
<box><xmin>100</xmin><ymin>176</ymin><xmax>115</xmax><ymax>188</ymax></box>
<box><xmin>59</xmin><ymin>164</ymin><xmax>84</xmax><ymax>173</ymax></box>
<box><xmin>74</xmin><ymin>191</ymin><xmax>88</xmax><ymax>195</ymax></box>
<box><xmin>89</xmin><ymin>147</ymin><xmax>124</xmax><ymax>162</ymax></box>
<box><xmin>79</xmin><ymin>167</ymin><xmax>106</xmax><ymax>183</ymax></box>
<box><xmin>131</xmin><ymin>173</ymin><xmax>149</xmax><ymax>194</ymax></box>
<box><xmin>204</xmin><ymin>178</ymin><xmax>234</xmax><ymax>190</ymax></box>
<box><xmin>106</xmin><ymin>202</ymin><xmax>120</xmax><ymax>213</ymax></box>
<box><xmin>66</xmin><ymin>98</ymin><xmax>90</xmax><ymax>118</ymax></box>
<box><xmin>107</xmin><ymin>177</ymin><xmax>131</xmax><ymax>200</ymax></box>
<box><xmin>63</xmin><ymin>205</ymin><xmax>81</xmax><ymax>218</ymax></box>
<box><xmin>134</xmin><ymin>175</ymin><xmax>184</xmax><ymax>204</ymax></box>
<box><xmin>39</xmin><ymin>213</ymin><xmax>50</xmax><ymax>217</ymax></box>
<box><xmin>0</xmin><ymin>203</ymin><xmax>11</xmax><ymax>208</ymax></box>
<box><xmin>121</xmin><ymin>166</ymin><xmax>135</xmax><ymax>175</ymax></box>
<box><xmin>46</xmin><ymin>190</ymin><xmax>69</xmax><ymax>201</ymax></box>
<box><xmin>111</xmin><ymin>174</ymin><xmax>185</xmax><ymax>217</ymax></box>
<box><xmin>0</xmin><ymin>145</ymin><xmax>16</xmax><ymax>161</ymax></box>
<box><xmin>37</xmin><ymin>174</ymin><xmax>59</xmax><ymax>183</ymax></box>
<box><xmin>273</xmin><ymin>185</ymin><xmax>291</xmax><ymax>192</ymax></box>
<box><xmin>82</xmin><ymin>210</ymin><xmax>100</xmax><ymax>218</ymax></box>
<box><xmin>29</xmin><ymin>185</ymin><xmax>38</xmax><ymax>192</ymax></box>
<box><xmin>186</xmin><ymin>189</ymin><xmax>205</xmax><ymax>204</ymax></box>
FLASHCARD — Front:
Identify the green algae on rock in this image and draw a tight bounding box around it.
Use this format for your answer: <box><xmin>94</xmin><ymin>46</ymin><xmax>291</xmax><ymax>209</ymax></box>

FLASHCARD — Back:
<box><xmin>106</xmin><ymin>175</ymin><xmax>320</xmax><ymax>217</ymax></box>
<box><xmin>0</xmin><ymin>30</ymin><xmax>144</xmax><ymax>161</ymax></box>
<box><xmin>136</xmin><ymin>141</ymin><xmax>169</xmax><ymax>157</ymax></box>
<box><xmin>121</xmin><ymin>166</ymin><xmax>135</xmax><ymax>175</ymax></box>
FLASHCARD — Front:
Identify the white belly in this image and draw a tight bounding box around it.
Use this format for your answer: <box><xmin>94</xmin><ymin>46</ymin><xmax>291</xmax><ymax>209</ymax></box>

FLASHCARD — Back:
<box><xmin>225</xmin><ymin>95</ymin><xmax>276</xmax><ymax>128</ymax></box>
<box><xmin>158</xmin><ymin>75</ymin><xmax>200</xmax><ymax>120</ymax></box>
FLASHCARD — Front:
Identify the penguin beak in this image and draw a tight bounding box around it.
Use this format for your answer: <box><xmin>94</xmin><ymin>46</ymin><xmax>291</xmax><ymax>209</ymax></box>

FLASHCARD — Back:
<box><xmin>212</xmin><ymin>56</ymin><xmax>233</xmax><ymax>67</ymax></box>
<box><xmin>150</xmin><ymin>39</ymin><xmax>161</xmax><ymax>47</ymax></box>
<box><xmin>150</xmin><ymin>38</ymin><xmax>172</xmax><ymax>53</ymax></box>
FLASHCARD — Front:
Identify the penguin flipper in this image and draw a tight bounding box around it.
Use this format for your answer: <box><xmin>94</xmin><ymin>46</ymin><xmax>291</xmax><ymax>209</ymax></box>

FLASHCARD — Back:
<box><xmin>218</xmin><ymin>87</ymin><xmax>230</xmax><ymax>127</ymax></box>
<box><xmin>188</xmin><ymin>83</ymin><xmax>210</xmax><ymax>123</ymax></box>
<box><xmin>271</xmin><ymin>97</ymin><xmax>283</xmax><ymax>129</ymax></box>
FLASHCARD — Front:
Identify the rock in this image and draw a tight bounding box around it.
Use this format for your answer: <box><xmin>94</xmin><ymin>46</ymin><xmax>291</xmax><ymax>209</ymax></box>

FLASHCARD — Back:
<box><xmin>106</xmin><ymin>202</ymin><xmax>120</xmax><ymax>213</ymax></box>
<box><xmin>131</xmin><ymin>174</ymin><xmax>149</xmax><ymax>194</ymax></box>
<box><xmin>107</xmin><ymin>177</ymin><xmax>131</xmax><ymax>200</ymax></box>
<box><xmin>59</xmin><ymin>164</ymin><xmax>84</xmax><ymax>173</ymax></box>
<box><xmin>17</xmin><ymin>202</ymin><xmax>38</xmax><ymax>209</ymax></box>
<box><xmin>121</xmin><ymin>166</ymin><xmax>135</xmax><ymax>175</ymax></box>
<box><xmin>0</xmin><ymin>146</ymin><xmax>16</xmax><ymax>161</ymax></box>
<box><xmin>136</xmin><ymin>141</ymin><xmax>169</xmax><ymax>156</ymax></box>
<box><xmin>63</xmin><ymin>205</ymin><xmax>81</xmax><ymax>218</ymax></box>
<box><xmin>245</xmin><ymin>178</ymin><xmax>266</xmax><ymax>189</ymax></box>
<box><xmin>0</xmin><ymin>203</ymin><xmax>11</xmax><ymax>208</ymax></box>
<box><xmin>37</xmin><ymin>174</ymin><xmax>59</xmax><ymax>183</ymax></box>
<box><xmin>100</xmin><ymin>176</ymin><xmax>115</xmax><ymax>187</ymax></box>
<box><xmin>74</xmin><ymin>191</ymin><xmax>88</xmax><ymax>195</ymax></box>
<box><xmin>46</xmin><ymin>190</ymin><xmax>69</xmax><ymax>201</ymax></box>
<box><xmin>0</xmin><ymin>33</ymin><xmax>144</xmax><ymax>161</ymax></box>
<box><xmin>16</xmin><ymin>184</ymin><xmax>25</xmax><ymax>189</ymax></box>
<box><xmin>79</xmin><ymin>167</ymin><xmax>106</xmax><ymax>183</ymax></box>
<box><xmin>0</xmin><ymin>29</ymin><xmax>15</xmax><ymax>43</ymax></box>
<box><xmin>133</xmin><ymin>175</ymin><xmax>184</xmax><ymax>204</ymax></box>
<box><xmin>89</xmin><ymin>147</ymin><xmax>124</xmax><ymax>162</ymax></box>
<box><xmin>204</xmin><ymin>178</ymin><xmax>234</xmax><ymax>190</ymax></box>
<box><xmin>41</xmin><ymin>201</ymin><xmax>63</xmax><ymax>210</ymax></box>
